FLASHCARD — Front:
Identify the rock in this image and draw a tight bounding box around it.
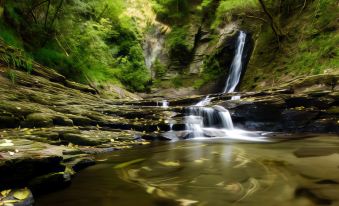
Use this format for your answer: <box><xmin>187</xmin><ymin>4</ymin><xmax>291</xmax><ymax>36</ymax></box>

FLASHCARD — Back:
<box><xmin>63</xmin><ymin>154</ymin><xmax>96</xmax><ymax>172</ymax></box>
<box><xmin>23</xmin><ymin>113</ymin><xmax>54</xmax><ymax>128</ymax></box>
<box><xmin>65</xmin><ymin>80</ymin><xmax>97</xmax><ymax>94</ymax></box>
<box><xmin>62</xmin><ymin>133</ymin><xmax>109</xmax><ymax>146</ymax></box>
<box><xmin>0</xmin><ymin>115</ymin><xmax>20</xmax><ymax>128</ymax></box>
<box><xmin>28</xmin><ymin>172</ymin><xmax>71</xmax><ymax>195</ymax></box>
<box><xmin>281</xmin><ymin>109</ymin><xmax>319</xmax><ymax>130</ymax></box>
<box><xmin>230</xmin><ymin>96</ymin><xmax>285</xmax><ymax>122</ymax></box>
<box><xmin>0</xmin><ymin>139</ymin><xmax>65</xmax><ymax>190</ymax></box>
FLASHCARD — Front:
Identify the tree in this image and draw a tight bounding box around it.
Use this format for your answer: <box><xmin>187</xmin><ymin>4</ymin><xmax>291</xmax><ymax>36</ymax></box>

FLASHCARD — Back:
<box><xmin>258</xmin><ymin>0</ymin><xmax>283</xmax><ymax>46</ymax></box>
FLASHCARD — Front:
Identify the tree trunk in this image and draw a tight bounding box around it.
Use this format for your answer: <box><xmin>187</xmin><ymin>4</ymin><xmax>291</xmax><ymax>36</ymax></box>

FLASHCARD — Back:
<box><xmin>258</xmin><ymin>0</ymin><xmax>282</xmax><ymax>46</ymax></box>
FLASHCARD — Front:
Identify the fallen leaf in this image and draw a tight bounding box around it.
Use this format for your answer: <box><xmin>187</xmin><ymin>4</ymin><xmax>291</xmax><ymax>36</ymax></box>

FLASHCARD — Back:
<box><xmin>114</xmin><ymin>158</ymin><xmax>145</xmax><ymax>169</ymax></box>
<box><xmin>13</xmin><ymin>189</ymin><xmax>30</xmax><ymax>200</ymax></box>
<box><xmin>146</xmin><ymin>186</ymin><xmax>156</xmax><ymax>194</ymax></box>
<box><xmin>1</xmin><ymin>189</ymin><xmax>11</xmax><ymax>197</ymax></box>
<box><xmin>158</xmin><ymin>161</ymin><xmax>180</xmax><ymax>167</ymax></box>
<box><xmin>0</xmin><ymin>143</ymin><xmax>14</xmax><ymax>147</ymax></box>
<box><xmin>176</xmin><ymin>198</ymin><xmax>198</xmax><ymax>206</ymax></box>
<box><xmin>141</xmin><ymin>166</ymin><xmax>152</xmax><ymax>171</ymax></box>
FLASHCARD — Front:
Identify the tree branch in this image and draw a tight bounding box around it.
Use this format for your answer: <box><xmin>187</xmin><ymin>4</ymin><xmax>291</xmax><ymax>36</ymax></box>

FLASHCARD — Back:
<box><xmin>258</xmin><ymin>0</ymin><xmax>282</xmax><ymax>46</ymax></box>
<box><xmin>44</xmin><ymin>0</ymin><xmax>51</xmax><ymax>29</ymax></box>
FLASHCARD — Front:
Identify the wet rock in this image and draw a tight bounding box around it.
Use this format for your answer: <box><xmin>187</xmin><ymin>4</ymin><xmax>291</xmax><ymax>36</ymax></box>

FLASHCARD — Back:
<box><xmin>230</xmin><ymin>97</ymin><xmax>284</xmax><ymax>122</ymax></box>
<box><xmin>28</xmin><ymin>172</ymin><xmax>71</xmax><ymax>195</ymax></box>
<box><xmin>63</xmin><ymin>154</ymin><xmax>96</xmax><ymax>172</ymax></box>
<box><xmin>61</xmin><ymin>133</ymin><xmax>109</xmax><ymax>146</ymax></box>
<box><xmin>281</xmin><ymin>109</ymin><xmax>319</xmax><ymax>130</ymax></box>
<box><xmin>304</xmin><ymin>118</ymin><xmax>339</xmax><ymax>133</ymax></box>
<box><xmin>285</xmin><ymin>95</ymin><xmax>335</xmax><ymax>109</ymax></box>
<box><xmin>0</xmin><ymin>139</ymin><xmax>65</xmax><ymax>189</ymax></box>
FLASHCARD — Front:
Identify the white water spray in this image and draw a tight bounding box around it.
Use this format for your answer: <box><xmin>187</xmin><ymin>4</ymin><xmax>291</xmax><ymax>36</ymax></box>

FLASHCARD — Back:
<box><xmin>224</xmin><ymin>31</ymin><xmax>247</xmax><ymax>93</ymax></box>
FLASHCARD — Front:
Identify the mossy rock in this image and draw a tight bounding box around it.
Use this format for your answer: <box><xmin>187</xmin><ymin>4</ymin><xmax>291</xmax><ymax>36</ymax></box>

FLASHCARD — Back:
<box><xmin>28</xmin><ymin>172</ymin><xmax>71</xmax><ymax>195</ymax></box>
<box><xmin>62</xmin><ymin>133</ymin><xmax>110</xmax><ymax>146</ymax></box>
<box><xmin>23</xmin><ymin>113</ymin><xmax>54</xmax><ymax>128</ymax></box>
<box><xmin>327</xmin><ymin>106</ymin><xmax>339</xmax><ymax>114</ymax></box>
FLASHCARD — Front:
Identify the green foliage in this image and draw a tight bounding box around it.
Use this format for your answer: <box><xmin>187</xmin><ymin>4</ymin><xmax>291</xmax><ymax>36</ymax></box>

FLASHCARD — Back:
<box><xmin>165</xmin><ymin>26</ymin><xmax>192</xmax><ymax>66</ymax></box>
<box><xmin>153</xmin><ymin>59</ymin><xmax>166</xmax><ymax>78</ymax></box>
<box><xmin>194</xmin><ymin>55</ymin><xmax>222</xmax><ymax>88</ymax></box>
<box><xmin>171</xmin><ymin>76</ymin><xmax>184</xmax><ymax>88</ymax></box>
<box><xmin>241</xmin><ymin>0</ymin><xmax>338</xmax><ymax>90</ymax></box>
<box><xmin>7</xmin><ymin>69</ymin><xmax>16</xmax><ymax>84</ymax></box>
<box><xmin>0</xmin><ymin>20</ymin><xmax>23</xmax><ymax>49</ymax></box>
<box><xmin>1</xmin><ymin>0</ymin><xmax>151</xmax><ymax>92</ymax></box>
<box><xmin>0</xmin><ymin>48</ymin><xmax>33</xmax><ymax>73</ymax></box>
<box><xmin>152</xmin><ymin>0</ymin><xmax>189</xmax><ymax>23</ymax></box>
<box><xmin>212</xmin><ymin>0</ymin><xmax>257</xmax><ymax>28</ymax></box>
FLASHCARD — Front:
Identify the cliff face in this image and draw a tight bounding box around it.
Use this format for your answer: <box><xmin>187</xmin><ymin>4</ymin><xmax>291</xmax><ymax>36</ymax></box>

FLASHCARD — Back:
<box><xmin>0</xmin><ymin>0</ymin><xmax>337</xmax><ymax>97</ymax></box>
<box><xmin>144</xmin><ymin>0</ymin><xmax>338</xmax><ymax>97</ymax></box>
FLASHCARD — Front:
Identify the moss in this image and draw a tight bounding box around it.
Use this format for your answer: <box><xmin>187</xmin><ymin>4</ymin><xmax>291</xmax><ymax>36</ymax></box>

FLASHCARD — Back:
<box><xmin>153</xmin><ymin>59</ymin><xmax>166</xmax><ymax>78</ymax></box>
<box><xmin>194</xmin><ymin>55</ymin><xmax>223</xmax><ymax>89</ymax></box>
<box><xmin>165</xmin><ymin>26</ymin><xmax>193</xmax><ymax>67</ymax></box>
<box><xmin>241</xmin><ymin>0</ymin><xmax>338</xmax><ymax>91</ymax></box>
<box><xmin>327</xmin><ymin>106</ymin><xmax>339</xmax><ymax>114</ymax></box>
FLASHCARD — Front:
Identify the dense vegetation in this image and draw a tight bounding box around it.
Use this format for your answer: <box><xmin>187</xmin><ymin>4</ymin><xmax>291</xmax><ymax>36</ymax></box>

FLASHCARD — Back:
<box><xmin>0</xmin><ymin>0</ymin><xmax>150</xmax><ymax>91</ymax></box>
<box><xmin>0</xmin><ymin>0</ymin><xmax>337</xmax><ymax>93</ymax></box>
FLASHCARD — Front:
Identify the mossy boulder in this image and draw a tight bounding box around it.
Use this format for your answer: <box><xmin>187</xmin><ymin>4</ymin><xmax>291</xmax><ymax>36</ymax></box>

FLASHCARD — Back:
<box><xmin>23</xmin><ymin>113</ymin><xmax>54</xmax><ymax>128</ymax></box>
<box><xmin>62</xmin><ymin>133</ymin><xmax>110</xmax><ymax>146</ymax></box>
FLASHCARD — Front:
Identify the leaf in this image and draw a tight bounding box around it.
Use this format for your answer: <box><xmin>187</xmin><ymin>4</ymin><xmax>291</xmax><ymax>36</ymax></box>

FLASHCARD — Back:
<box><xmin>1</xmin><ymin>190</ymin><xmax>11</xmax><ymax>197</ymax></box>
<box><xmin>0</xmin><ymin>140</ymin><xmax>14</xmax><ymax>147</ymax></box>
<box><xmin>146</xmin><ymin>186</ymin><xmax>156</xmax><ymax>194</ymax></box>
<box><xmin>13</xmin><ymin>189</ymin><xmax>30</xmax><ymax>200</ymax></box>
<box><xmin>114</xmin><ymin>158</ymin><xmax>145</xmax><ymax>169</ymax></box>
<box><xmin>0</xmin><ymin>142</ymin><xmax>14</xmax><ymax>147</ymax></box>
<box><xmin>141</xmin><ymin>166</ymin><xmax>152</xmax><ymax>171</ymax></box>
<box><xmin>3</xmin><ymin>200</ymin><xmax>18</xmax><ymax>203</ymax></box>
<box><xmin>176</xmin><ymin>199</ymin><xmax>198</xmax><ymax>206</ymax></box>
<box><xmin>158</xmin><ymin>161</ymin><xmax>180</xmax><ymax>167</ymax></box>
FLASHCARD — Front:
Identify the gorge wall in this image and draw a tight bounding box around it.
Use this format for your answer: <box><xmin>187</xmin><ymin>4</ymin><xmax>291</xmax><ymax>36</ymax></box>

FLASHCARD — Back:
<box><xmin>0</xmin><ymin>0</ymin><xmax>337</xmax><ymax>98</ymax></box>
<box><xmin>143</xmin><ymin>0</ymin><xmax>338</xmax><ymax>97</ymax></box>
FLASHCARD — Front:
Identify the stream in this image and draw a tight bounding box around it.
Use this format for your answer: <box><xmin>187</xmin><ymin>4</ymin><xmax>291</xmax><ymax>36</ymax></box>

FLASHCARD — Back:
<box><xmin>33</xmin><ymin>30</ymin><xmax>339</xmax><ymax>206</ymax></box>
<box><xmin>36</xmin><ymin>134</ymin><xmax>339</xmax><ymax>206</ymax></box>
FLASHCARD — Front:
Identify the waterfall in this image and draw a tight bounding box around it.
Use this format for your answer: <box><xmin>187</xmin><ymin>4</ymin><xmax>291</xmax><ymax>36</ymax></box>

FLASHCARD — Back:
<box><xmin>224</xmin><ymin>31</ymin><xmax>247</xmax><ymax>93</ymax></box>
<box><xmin>195</xmin><ymin>95</ymin><xmax>213</xmax><ymax>107</ymax></box>
<box><xmin>184</xmin><ymin>106</ymin><xmax>266</xmax><ymax>141</ymax></box>
<box><xmin>183</xmin><ymin>31</ymin><xmax>265</xmax><ymax>141</ymax></box>
<box><xmin>185</xmin><ymin>106</ymin><xmax>235</xmax><ymax>139</ymax></box>
<box><xmin>161</xmin><ymin>100</ymin><xmax>169</xmax><ymax>108</ymax></box>
<box><xmin>143</xmin><ymin>24</ymin><xmax>165</xmax><ymax>76</ymax></box>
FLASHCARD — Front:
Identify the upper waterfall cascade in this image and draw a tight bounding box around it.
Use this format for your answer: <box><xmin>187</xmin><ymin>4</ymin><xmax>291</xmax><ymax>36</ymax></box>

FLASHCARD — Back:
<box><xmin>224</xmin><ymin>31</ymin><xmax>247</xmax><ymax>93</ymax></box>
<box><xmin>181</xmin><ymin>31</ymin><xmax>264</xmax><ymax>141</ymax></box>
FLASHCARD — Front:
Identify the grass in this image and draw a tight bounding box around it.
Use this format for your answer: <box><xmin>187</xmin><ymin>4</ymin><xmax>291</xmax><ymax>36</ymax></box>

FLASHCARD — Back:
<box><xmin>239</xmin><ymin>0</ymin><xmax>338</xmax><ymax>90</ymax></box>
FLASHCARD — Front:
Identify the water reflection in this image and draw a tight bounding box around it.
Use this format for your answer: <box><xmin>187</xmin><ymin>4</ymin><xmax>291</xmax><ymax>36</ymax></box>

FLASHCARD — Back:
<box><xmin>36</xmin><ymin>135</ymin><xmax>339</xmax><ymax>206</ymax></box>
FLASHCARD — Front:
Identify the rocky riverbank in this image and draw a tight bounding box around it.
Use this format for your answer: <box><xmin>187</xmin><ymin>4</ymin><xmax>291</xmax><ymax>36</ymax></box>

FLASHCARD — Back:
<box><xmin>0</xmin><ymin>63</ymin><xmax>338</xmax><ymax>205</ymax></box>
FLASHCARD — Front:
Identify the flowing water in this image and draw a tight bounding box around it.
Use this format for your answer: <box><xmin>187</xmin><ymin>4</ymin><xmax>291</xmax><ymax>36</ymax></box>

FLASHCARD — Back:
<box><xmin>224</xmin><ymin>31</ymin><xmax>247</xmax><ymax>93</ymax></box>
<box><xmin>36</xmin><ymin>135</ymin><xmax>339</xmax><ymax>206</ymax></box>
<box><xmin>189</xmin><ymin>30</ymin><xmax>249</xmax><ymax>140</ymax></box>
<box><xmin>34</xmin><ymin>29</ymin><xmax>339</xmax><ymax>206</ymax></box>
